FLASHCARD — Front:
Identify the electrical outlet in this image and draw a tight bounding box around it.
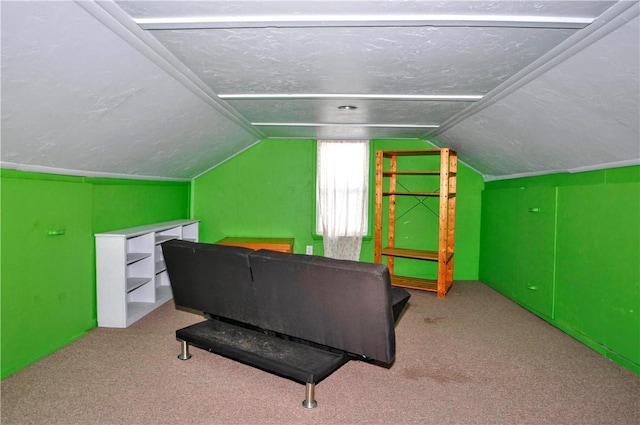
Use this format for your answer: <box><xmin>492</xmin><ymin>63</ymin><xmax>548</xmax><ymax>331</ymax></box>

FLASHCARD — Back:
<box><xmin>305</xmin><ymin>245</ymin><xmax>313</xmax><ymax>255</ymax></box>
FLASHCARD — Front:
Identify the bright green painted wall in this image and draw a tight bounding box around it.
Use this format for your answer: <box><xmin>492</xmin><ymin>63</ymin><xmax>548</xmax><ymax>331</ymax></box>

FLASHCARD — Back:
<box><xmin>479</xmin><ymin>166</ymin><xmax>640</xmax><ymax>373</ymax></box>
<box><xmin>193</xmin><ymin>138</ymin><xmax>483</xmax><ymax>279</ymax></box>
<box><xmin>1</xmin><ymin>175</ymin><xmax>94</xmax><ymax>380</ymax></box>
<box><xmin>193</xmin><ymin>139</ymin><xmax>317</xmax><ymax>250</ymax></box>
<box><xmin>91</xmin><ymin>178</ymin><xmax>190</xmax><ymax>233</ymax></box>
<box><xmin>1</xmin><ymin>170</ymin><xmax>190</xmax><ymax>378</ymax></box>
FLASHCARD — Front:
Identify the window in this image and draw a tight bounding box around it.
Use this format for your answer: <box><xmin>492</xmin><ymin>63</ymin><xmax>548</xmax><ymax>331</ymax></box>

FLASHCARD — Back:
<box><xmin>316</xmin><ymin>140</ymin><xmax>369</xmax><ymax>238</ymax></box>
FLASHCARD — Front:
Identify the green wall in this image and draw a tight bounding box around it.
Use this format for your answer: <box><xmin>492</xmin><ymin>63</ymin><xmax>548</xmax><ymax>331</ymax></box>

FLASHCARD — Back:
<box><xmin>479</xmin><ymin>166</ymin><xmax>640</xmax><ymax>373</ymax></box>
<box><xmin>1</xmin><ymin>170</ymin><xmax>190</xmax><ymax>378</ymax></box>
<box><xmin>1</xmin><ymin>139</ymin><xmax>481</xmax><ymax>379</ymax></box>
<box><xmin>4</xmin><ymin>144</ymin><xmax>636</xmax><ymax>378</ymax></box>
<box><xmin>91</xmin><ymin>178</ymin><xmax>190</xmax><ymax>233</ymax></box>
<box><xmin>193</xmin><ymin>138</ymin><xmax>483</xmax><ymax>279</ymax></box>
<box><xmin>193</xmin><ymin>139</ymin><xmax>317</xmax><ymax>248</ymax></box>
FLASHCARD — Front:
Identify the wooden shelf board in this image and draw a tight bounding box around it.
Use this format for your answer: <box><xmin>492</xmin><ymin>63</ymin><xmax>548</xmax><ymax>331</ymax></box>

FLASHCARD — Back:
<box><xmin>391</xmin><ymin>275</ymin><xmax>454</xmax><ymax>294</ymax></box>
<box><xmin>382</xmin><ymin>149</ymin><xmax>452</xmax><ymax>157</ymax></box>
<box><xmin>383</xmin><ymin>191</ymin><xmax>440</xmax><ymax>196</ymax></box>
<box><xmin>383</xmin><ymin>171</ymin><xmax>441</xmax><ymax>176</ymax></box>
<box><xmin>382</xmin><ymin>247</ymin><xmax>438</xmax><ymax>260</ymax></box>
<box><xmin>381</xmin><ymin>247</ymin><xmax>454</xmax><ymax>262</ymax></box>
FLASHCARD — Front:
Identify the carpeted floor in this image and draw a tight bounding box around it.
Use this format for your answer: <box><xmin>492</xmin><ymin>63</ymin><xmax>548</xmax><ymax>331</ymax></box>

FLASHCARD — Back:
<box><xmin>2</xmin><ymin>281</ymin><xmax>638</xmax><ymax>424</ymax></box>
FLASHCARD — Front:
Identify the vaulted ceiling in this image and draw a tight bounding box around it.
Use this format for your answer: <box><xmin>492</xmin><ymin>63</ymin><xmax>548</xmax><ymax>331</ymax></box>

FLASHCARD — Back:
<box><xmin>1</xmin><ymin>1</ymin><xmax>638</xmax><ymax>181</ymax></box>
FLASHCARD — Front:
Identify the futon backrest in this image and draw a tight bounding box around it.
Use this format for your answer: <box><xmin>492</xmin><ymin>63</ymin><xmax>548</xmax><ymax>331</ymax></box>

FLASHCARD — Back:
<box><xmin>248</xmin><ymin>249</ymin><xmax>396</xmax><ymax>364</ymax></box>
<box><xmin>161</xmin><ymin>240</ymin><xmax>260</xmax><ymax>326</ymax></box>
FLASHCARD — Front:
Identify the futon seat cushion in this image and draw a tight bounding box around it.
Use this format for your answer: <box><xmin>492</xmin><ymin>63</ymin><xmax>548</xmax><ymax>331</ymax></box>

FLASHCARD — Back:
<box><xmin>176</xmin><ymin>319</ymin><xmax>350</xmax><ymax>385</ymax></box>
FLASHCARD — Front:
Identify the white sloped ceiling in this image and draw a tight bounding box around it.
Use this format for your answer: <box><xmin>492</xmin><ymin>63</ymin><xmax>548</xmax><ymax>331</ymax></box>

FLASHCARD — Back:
<box><xmin>1</xmin><ymin>1</ymin><xmax>638</xmax><ymax>180</ymax></box>
<box><xmin>435</xmin><ymin>10</ymin><xmax>640</xmax><ymax>179</ymax></box>
<box><xmin>1</xmin><ymin>1</ymin><xmax>262</xmax><ymax>180</ymax></box>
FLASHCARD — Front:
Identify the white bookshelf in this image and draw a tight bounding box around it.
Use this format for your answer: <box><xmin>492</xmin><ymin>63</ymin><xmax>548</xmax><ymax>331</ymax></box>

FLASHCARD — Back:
<box><xmin>96</xmin><ymin>219</ymin><xmax>199</xmax><ymax>328</ymax></box>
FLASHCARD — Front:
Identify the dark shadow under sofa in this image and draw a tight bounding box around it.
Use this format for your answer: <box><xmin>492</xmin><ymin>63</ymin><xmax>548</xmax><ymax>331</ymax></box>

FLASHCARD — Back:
<box><xmin>161</xmin><ymin>239</ymin><xmax>411</xmax><ymax>408</ymax></box>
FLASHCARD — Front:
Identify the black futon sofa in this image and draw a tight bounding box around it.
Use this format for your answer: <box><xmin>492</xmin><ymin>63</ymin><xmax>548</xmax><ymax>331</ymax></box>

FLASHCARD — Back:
<box><xmin>161</xmin><ymin>240</ymin><xmax>410</xmax><ymax>408</ymax></box>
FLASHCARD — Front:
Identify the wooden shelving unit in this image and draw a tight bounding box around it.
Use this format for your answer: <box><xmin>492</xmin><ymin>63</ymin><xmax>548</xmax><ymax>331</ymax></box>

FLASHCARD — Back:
<box><xmin>374</xmin><ymin>149</ymin><xmax>457</xmax><ymax>298</ymax></box>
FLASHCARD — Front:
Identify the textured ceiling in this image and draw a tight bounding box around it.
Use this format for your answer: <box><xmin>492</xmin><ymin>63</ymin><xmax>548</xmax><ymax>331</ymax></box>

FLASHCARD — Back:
<box><xmin>437</xmin><ymin>12</ymin><xmax>640</xmax><ymax>180</ymax></box>
<box><xmin>1</xmin><ymin>1</ymin><xmax>638</xmax><ymax>180</ymax></box>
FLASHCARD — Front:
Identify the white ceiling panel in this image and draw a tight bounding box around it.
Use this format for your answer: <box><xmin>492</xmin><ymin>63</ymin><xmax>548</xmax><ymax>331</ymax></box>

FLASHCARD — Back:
<box><xmin>437</xmin><ymin>14</ymin><xmax>640</xmax><ymax>179</ymax></box>
<box><xmin>2</xmin><ymin>0</ymin><xmax>637</xmax><ymax>180</ymax></box>
<box><xmin>117</xmin><ymin>1</ymin><xmax>616</xmax><ymax>21</ymax></box>
<box><xmin>0</xmin><ymin>1</ymin><xmax>259</xmax><ymax>180</ymax></box>
<box><xmin>149</xmin><ymin>26</ymin><xmax>576</xmax><ymax>95</ymax></box>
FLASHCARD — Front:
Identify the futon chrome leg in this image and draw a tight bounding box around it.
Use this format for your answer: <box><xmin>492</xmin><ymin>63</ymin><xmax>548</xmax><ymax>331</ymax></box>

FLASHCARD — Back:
<box><xmin>177</xmin><ymin>339</ymin><xmax>192</xmax><ymax>360</ymax></box>
<box><xmin>302</xmin><ymin>382</ymin><xmax>318</xmax><ymax>409</ymax></box>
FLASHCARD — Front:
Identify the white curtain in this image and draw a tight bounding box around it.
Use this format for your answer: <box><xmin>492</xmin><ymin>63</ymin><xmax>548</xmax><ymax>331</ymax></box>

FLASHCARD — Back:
<box><xmin>317</xmin><ymin>140</ymin><xmax>369</xmax><ymax>261</ymax></box>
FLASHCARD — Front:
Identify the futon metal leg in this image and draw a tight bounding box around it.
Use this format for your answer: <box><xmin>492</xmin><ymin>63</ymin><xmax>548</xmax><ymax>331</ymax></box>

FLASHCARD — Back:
<box><xmin>177</xmin><ymin>339</ymin><xmax>192</xmax><ymax>360</ymax></box>
<box><xmin>301</xmin><ymin>382</ymin><xmax>317</xmax><ymax>409</ymax></box>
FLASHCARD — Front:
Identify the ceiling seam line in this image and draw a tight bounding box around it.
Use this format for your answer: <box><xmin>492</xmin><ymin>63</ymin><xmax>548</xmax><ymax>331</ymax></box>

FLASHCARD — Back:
<box><xmin>416</xmin><ymin>139</ymin><xmax>487</xmax><ymax>181</ymax></box>
<box><xmin>484</xmin><ymin>158</ymin><xmax>640</xmax><ymax>182</ymax></box>
<box><xmin>134</xmin><ymin>15</ymin><xmax>594</xmax><ymax>30</ymax></box>
<box><xmin>0</xmin><ymin>161</ymin><xmax>190</xmax><ymax>182</ymax></box>
<box><xmin>253</xmin><ymin>123</ymin><xmax>440</xmax><ymax>128</ymax></box>
<box><xmin>219</xmin><ymin>94</ymin><xmax>483</xmax><ymax>101</ymax></box>
<box><xmin>190</xmin><ymin>139</ymin><xmax>264</xmax><ymax>180</ymax></box>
